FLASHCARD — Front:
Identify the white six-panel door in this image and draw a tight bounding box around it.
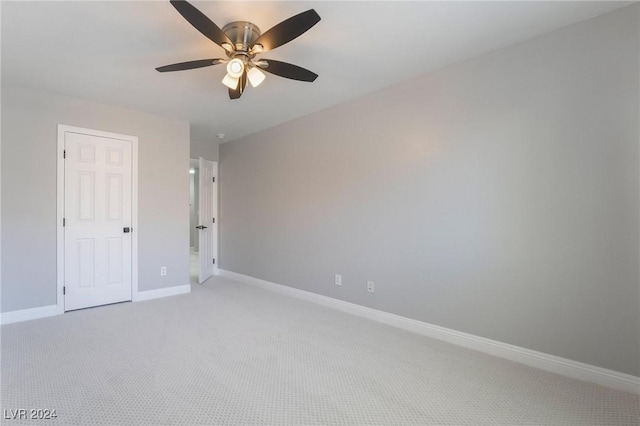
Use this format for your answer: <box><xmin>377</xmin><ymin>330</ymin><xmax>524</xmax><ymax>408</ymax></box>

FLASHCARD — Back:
<box><xmin>64</xmin><ymin>131</ymin><xmax>133</xmax><ymax>311</ymax></box>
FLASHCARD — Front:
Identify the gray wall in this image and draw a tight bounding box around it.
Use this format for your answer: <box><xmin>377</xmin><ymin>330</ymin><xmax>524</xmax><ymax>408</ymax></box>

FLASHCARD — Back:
<box><xmin>1</xmin><ymin>85</ymin><xmax>190</xmax><ymax>312</ymax></box>
<box><xmin>220</xmin><ymin>5</ymin><xmax>640</xmax><ymax>376</ymax></box>
<box><xmin>191</xmin><ymin>139</ymin><xmax>219</xmax><ymax>162</ymax></box>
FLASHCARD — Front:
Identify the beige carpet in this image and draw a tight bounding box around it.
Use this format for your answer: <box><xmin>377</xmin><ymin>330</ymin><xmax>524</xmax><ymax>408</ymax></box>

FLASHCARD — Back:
<box><xmin>1</xmin><ymin>275</ymin><xmax>638</xmax><ymax>425</ymax></box>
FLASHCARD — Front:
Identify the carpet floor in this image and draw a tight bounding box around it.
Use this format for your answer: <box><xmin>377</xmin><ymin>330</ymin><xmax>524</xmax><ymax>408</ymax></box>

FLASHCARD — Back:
<box><xmin>1</xmin><ymin>275</ymin><xmax>638</xmax><ymax>425</ymax></box>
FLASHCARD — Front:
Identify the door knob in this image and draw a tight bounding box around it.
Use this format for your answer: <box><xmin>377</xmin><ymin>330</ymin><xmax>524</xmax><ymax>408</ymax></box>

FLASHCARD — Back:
<box><xmin>123</xmin><ymin>227</ymin><xmax>131</xmax><ymax>233</ymax></box>
<box><xmin>195</xmin><ymin>225</ymin><xmax>208</xmax><ymax>229</ymax></box>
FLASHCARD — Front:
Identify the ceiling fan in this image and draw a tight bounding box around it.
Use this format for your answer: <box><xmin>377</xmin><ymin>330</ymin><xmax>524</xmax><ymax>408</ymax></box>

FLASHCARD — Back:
<box><xmin>156</xmin><ymin>0</ymin><xmax>321</xmax><ymax>100</ymax></box>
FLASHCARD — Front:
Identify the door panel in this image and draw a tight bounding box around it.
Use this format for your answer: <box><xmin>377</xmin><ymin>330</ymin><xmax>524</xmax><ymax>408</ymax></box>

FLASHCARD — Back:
<box><xmin>77</xmin><ymin>239</ymin><xmax>96</xmax><ymax>288</ymax></box>
<box><xmin>78</xmin><ymin>172</ymin><xmax>95</xmax><ymax>220</ymax></box>
<box><xmin>106</xmin><ymin>237</ymin><xmax>123</xmax><ymax>284</ymax></box>
<box><xmin>106</xmin><ymin>174</ymin><xmax>123</xmax><ymax>220</ymax></box>
<box><xmin>64</xmin><ymin>131</ymin><xmax>133</xmax><ymax>311</ymax></box>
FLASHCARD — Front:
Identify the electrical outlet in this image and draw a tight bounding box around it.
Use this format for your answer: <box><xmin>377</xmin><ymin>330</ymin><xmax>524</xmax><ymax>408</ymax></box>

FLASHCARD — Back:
<box><xmin>160</xmin><ymin>266</ymin><xmax>167</xmax><ymax>276</ymax></box>
<box><xmin>367</xmin><ymin>280</ymin><xmax>375</xmax><ymax>293</ymax></box>
<box><xmin>335</xmin><ymin>274</ymin><xmax>342</xmax><ymax>286</ymax></box>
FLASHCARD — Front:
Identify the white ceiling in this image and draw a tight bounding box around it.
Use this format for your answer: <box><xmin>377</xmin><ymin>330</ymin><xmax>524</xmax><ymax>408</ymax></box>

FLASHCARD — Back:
<box><xmin>1</xmin><ymin>1</ymin><xmax>633</xmax><ymax>143</ymax></box>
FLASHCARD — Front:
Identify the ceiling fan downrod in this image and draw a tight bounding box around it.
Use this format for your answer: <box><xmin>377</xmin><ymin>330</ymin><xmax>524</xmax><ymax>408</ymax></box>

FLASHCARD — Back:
<box><xmin>222</xmin><ymin>21</ymin><xmax>261</xmax><ymax>55</ymax></box>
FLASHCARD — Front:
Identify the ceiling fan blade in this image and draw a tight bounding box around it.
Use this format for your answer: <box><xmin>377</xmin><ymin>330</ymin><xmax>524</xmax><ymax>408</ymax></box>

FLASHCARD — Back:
<box><xmin>259</xmin><ymin>59</ymin><xmax>318</xmax><ymax>82</ymax></box>
<box><xmin>251</xmin><ymin>9</ymin><xmax>320</xmax><ymax>53</ymax></box>
<box><xmin>169</xmin><ymin>0</ymin><xmax>233</xmax><ymax>48</ymax></box>
<box><xmin>156</xmin><ymin>58</ymin><xmax>225</xmax><ymax>72</ymax></box>
<box><xmin>228</xmin><ymin>70</ymin><xmax>248</xmax><ymax>100</ymax></box>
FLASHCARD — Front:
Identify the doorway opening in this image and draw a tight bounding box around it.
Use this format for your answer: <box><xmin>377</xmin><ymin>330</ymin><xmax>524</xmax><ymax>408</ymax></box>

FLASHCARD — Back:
<box><xmin>189</xmin><ymin>158</ymin><xmax>218</xmax><ymax>284</ymax></box>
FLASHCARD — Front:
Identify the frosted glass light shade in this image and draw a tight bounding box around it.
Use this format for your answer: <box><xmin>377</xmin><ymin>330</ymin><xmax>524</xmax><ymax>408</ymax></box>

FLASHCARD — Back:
<box><xmin>226</xmin><ymin>58</ymin><xmax>244</xmax><ymax>78</ymax></box>
<box><xmin>222</xmin><ymin>73</ymin><xmax>239</xmax><ymax>89</ymax></box>
<box><xmin>247</xmin><ymin>67</ymin><xmax>266</xmax><ymax>88</ymax></box>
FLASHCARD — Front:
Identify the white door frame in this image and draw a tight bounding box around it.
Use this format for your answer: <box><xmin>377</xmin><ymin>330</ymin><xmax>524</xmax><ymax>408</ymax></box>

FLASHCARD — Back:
<box><xmin>56</xmin><ymin>124</ymin><xmax>139</xmax><ymax>314</ymax></box>
<box><xmin>211</xmin><ymin>160</ymin><xmax>219</xmax><ymax>276</ymax></box>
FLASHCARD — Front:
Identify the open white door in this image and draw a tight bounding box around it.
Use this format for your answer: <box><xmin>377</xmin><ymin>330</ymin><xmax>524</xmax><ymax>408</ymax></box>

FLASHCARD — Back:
<box><xmin>198</xmin><ymin>158</ymin><xmax>217</xmax><ymax>283</ymax></box>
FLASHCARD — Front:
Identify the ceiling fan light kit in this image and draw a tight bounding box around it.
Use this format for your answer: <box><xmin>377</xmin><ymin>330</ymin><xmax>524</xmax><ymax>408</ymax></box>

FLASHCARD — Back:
<box><xmin>156</xmin><ymin>0</ymin><xmax>320</xmax><ymax>100</ymax></box>
<box><xmin>226</xmin><ymin>58</ymin><xmax>244</xmax><ymax>78</ymax></box>
<box><xmin>221</xmin><ymin>72</ymin><xmax>240</xmax><ymax>90</ymax></box>
<box><xmin>247</xmin><ymin>67</ymin><xmax>266</xmax><ymax>88</ymax></box>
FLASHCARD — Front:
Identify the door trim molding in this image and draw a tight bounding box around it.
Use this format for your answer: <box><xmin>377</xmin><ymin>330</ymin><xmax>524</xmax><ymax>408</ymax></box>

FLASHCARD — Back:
<box><xmin>212</xmin><ymin>161</ymin><xmax>218</xmax><ymax>277</ymax></box>
<box><xmin>56</xmin><ymin>124</ymin><xmax>139</xmax><ymax>314</ymax></box>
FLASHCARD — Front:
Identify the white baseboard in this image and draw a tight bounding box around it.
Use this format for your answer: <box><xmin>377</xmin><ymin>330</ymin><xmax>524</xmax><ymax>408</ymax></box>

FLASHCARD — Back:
<box><xmin>133</xmin><ymin>284</ymin><xmax>191</xmax><ymax>302</ymax></box>
<box><xmin>1</xmin><ymin>304</ymin><xmax>60</xmax><ymax>325</ymax></box>
<box><xmin>218</xmin><ymin>269</ymin><xmax>640</xmax><ymax>395</ymax></box>
<box><xmin>1</xmin><ymin>285</ymin><xmax>192</xmax><ymax>325</ymax></box>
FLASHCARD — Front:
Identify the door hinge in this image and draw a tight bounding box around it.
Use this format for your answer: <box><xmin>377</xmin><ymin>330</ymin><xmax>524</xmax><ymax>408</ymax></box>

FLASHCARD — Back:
<box><xmin>63</xmin><ymin>286</ymin><xmax>66</xmax><ymax>295</ymax></box>
<box><xmin>212</xmin><ymin>218</ymin><xmax>215</xmax><ymax>223</ymax></box>
<box><xmin>212</xmin><ymin>177</ymin><xmax>215</xmax><ymax>183</ymax></box>
<box><xmin>63</xmin><ymin>218</ymin><xmax>66</xmax><ymax>227</ymax></box>
<box><xmin>63</xmin><ymin>150</ymin><xmax>66</xmax><ymax>159</ymax></box>
<box><xmin>212</xmin><ymin>258</ymin><xmax>216</xmax><ymax>265</ymax></box>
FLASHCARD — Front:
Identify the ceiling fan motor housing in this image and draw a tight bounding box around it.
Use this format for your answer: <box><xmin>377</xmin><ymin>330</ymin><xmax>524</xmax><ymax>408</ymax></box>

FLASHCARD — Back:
<box><xmin>222</xmin><ymin>21</ymin><xmax>261</xmax><ymax>53</ymax></box>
